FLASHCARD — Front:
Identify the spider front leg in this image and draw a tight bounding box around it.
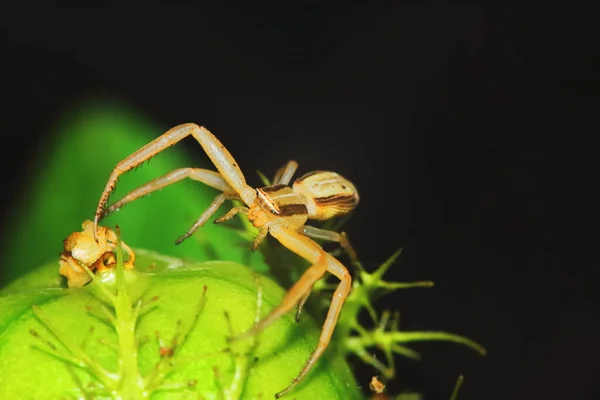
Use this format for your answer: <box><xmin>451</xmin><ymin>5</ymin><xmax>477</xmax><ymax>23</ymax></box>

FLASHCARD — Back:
<box><xmin>97</xmin><ymin>167</ymin><xmax>241</xmax><ymax>245</ymax></box>
<box><xmin>94</xmin><ymin>124</ymin><xmax>257</xmax><ymax>238</ymax></box>
<box><xmin>230</xmin><ymin>223</ymin><xmax>352</xmax><ymax>398</ymax></box>
<box><xmin>101</xmin><ymin>167</ymin><xmax>237</xmax><ymax>219</ymax></box>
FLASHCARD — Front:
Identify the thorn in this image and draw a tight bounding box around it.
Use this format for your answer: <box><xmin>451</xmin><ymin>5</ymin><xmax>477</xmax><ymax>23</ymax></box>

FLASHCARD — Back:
<box><xmin>372</xmin><ymin>248</ymin><xmax>403</xmax><ymax>281</ymax></box>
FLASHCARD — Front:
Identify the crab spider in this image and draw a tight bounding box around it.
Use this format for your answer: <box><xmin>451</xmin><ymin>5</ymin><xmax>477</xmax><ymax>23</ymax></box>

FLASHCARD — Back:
<box><xmin>93</xmin><ymin>123</ymin><xmax>359</xmax><ymax>398</ymax></box>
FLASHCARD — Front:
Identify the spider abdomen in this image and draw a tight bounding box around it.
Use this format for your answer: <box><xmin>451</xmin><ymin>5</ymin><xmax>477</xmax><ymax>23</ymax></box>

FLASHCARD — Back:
<box><xmin>293</xmin><ymin>171</ymin><xmax>359</xmax><ymax>220</ymax></box>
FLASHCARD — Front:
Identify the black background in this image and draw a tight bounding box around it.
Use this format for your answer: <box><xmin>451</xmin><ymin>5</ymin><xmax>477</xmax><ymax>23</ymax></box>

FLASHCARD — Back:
<box><xmin>0</xmin><ymin>2</ymin><xmax>586</xmax><ymax>399</ymax></box>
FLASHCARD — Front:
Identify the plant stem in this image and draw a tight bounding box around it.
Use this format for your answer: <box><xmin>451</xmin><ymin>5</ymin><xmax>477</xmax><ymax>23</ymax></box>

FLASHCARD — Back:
<box><xmin>113</xmin><ymin>232</ymin><xmax>145</xmax><ymax>400</ymax></box>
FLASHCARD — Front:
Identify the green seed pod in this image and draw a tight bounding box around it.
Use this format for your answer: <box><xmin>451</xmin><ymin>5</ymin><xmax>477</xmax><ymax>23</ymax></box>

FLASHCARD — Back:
<box><xmin>0</xmin><ymin>250</ymin><xmax>362</xmax><ymax>400</ymax></box>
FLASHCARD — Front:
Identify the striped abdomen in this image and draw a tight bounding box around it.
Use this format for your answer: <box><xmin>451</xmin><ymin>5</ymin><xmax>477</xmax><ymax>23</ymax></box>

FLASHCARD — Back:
<box><xmin>293</xmin><ymin>171</ymin><xmax>359</xmax><ymax>220</ymax></box>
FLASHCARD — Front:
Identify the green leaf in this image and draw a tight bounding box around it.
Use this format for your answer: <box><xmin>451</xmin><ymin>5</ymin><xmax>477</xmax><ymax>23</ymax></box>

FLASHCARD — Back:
<box><xmin>1</xmin><ymin>99</ymin><xmax>268</xmax><ymax>285</ymax></box>
<box><xmin>0</xmin><ymin>252</ymin><xmax>362</xmax><ymax>399</ymax></box>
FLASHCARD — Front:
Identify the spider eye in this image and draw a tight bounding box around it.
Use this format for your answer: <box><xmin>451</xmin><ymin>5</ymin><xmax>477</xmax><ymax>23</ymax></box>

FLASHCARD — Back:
<box><xmin>256</xmin><ymin>187</ymin><xmax>281</xmax><ymax>215</ymax></box>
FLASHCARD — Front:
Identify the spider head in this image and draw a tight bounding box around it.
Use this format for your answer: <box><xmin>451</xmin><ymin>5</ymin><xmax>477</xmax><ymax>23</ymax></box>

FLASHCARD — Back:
<box><xmin>254</xmin><ymin>185</ymin><xmax>309</xmax><ymax>228</ymax></box>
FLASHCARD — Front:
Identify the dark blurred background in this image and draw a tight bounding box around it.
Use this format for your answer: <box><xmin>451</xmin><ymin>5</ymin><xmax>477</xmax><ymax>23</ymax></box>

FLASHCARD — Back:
<box><xmin>0</xmin><ymin>2</ymin><xmax>585</xmax><ymax>399</ymax></box>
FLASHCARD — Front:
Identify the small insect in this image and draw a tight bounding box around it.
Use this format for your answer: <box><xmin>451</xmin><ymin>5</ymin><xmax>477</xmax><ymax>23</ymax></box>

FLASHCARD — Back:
<box><xmin>93</xmin><ymin>124</ymin><xmax>359</xmax><ymax>397</ymax></box>
<box><xmin>369</xmin><ymin>376</ymin><xmax>386</xmax><ymax>394</ymax></box>
<box><xmin>60</xmin><ymin>220</ymin><xmax>135</xmax><ymax>287</ymax></box>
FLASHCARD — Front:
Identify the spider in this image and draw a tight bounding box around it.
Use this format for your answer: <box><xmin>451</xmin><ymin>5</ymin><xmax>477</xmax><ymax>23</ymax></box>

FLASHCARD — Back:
<box><xmin>93</xmin><ymin>123</ymin><xmax>360</xmax><ymax>398</ymax></box>
<box><xmin>60</xmin><ymin>220</ymin><xmax>135</xmax><ymax>288</ymax></box>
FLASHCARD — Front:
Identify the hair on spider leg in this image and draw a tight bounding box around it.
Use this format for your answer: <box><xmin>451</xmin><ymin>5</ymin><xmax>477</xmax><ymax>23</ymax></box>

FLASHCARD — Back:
<box><xmin>99</xmin><ymin>156</ymin><xmax>158</xmax><ymax>213</ymax></box>
<box><xmin>132</xmin><ymin>155</ymin><xmax>156</xmax><ymax>171</ymax></box>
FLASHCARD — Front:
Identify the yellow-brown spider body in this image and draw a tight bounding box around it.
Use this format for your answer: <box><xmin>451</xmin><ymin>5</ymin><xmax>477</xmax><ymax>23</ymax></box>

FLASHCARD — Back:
<box><xmin>93</xmin><ymin>124</ymin><xmax>359</xmax><ymax>398</ymax></box>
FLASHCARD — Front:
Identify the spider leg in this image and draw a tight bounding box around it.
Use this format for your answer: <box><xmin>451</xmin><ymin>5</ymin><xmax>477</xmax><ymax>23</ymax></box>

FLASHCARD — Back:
<box><xmin>295</xmin><ymin>284</ymin><xmax>314</xmax><ymax>322</ymax></box>
<box><xmin>213</xmin><ymin>206</ymin><xmax>249</xmax><ymax>224</ymax></box>
<box><xmin>94</xmin><ymin>124</ymin><xmax>256</xmax><ymax>238</ymax></box>
<box><xmin>101</xmin><ymin>168</ymin><xmax>236</xmax><ymax>220</ymax></box>
<box><xmin>251</xmin><ymin>226</ymin><xmax>269</xmax><ymax>251</ymax></box>
<box><xmin>231</xmin><ymin>223</ymin><xmax>351</xmax><ymax>398</ymax></box>
<box><xmin>175</xmin><ymin>192</ymin><xmax>239</xmax><ymax>245</ymax></box>
<box><xmin>272</xmin><ymin>160</ymin><xmax>298</xmax><ymax>186</ymax></box>
<box><xmin>300</xmin><ymin>226</ymin><xmax>359</xmax><ymax>266</ymax></box>
<box><xmin>294</xmin><ymin>227</ymin><xmax>360</xmax><ymax>321</ymax></box>
<box><xmin>99</xmin><ymin>167</ymin><xmax>241</xmax><ymax>245</ymax></box>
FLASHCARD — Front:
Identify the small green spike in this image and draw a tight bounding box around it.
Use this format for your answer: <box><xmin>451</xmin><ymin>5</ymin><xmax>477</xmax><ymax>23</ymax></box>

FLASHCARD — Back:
<box><xmin>388</xmin><ymin>331</ymin><xmax>487</xmax><ymax>356</ymax></box>
<box><xmin>372</xmin><ymin>248</ymin><xmax>403</xmax><ymax>281</ymax></box>
<box><xmin>377</xmin><ymin>280</ymin><xmax>434</xmax><ymax>291</ymax></box>
<box><xmin>256</xmin><ymin>170</ymin><xmax>272</xmax><ymax>186</ymax></box>
<box><xmin>449</xmin><ymin>375</ymin><xmax>465</xmax><ymax>400</ymax></box>
<box><xmin>390</xmin><ymin>344</ymin><xmax>421</xmax><ymax>360</ymax></box>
